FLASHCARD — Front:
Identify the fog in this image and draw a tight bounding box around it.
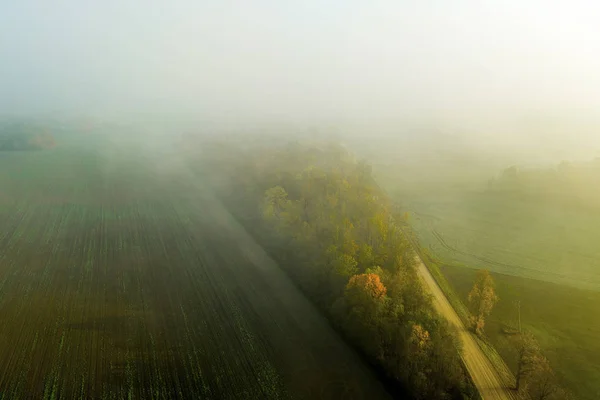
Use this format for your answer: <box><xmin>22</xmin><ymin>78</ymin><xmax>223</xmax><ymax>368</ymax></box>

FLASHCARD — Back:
<box><xmin>2</xmin><ymin>0</ymin><xmax>600</xmax><ymax>159</ymax></box>
<box><xmin>2</xmin><ymin>3</ymin><xmax>600</xmax><ymax>398</ymax></box>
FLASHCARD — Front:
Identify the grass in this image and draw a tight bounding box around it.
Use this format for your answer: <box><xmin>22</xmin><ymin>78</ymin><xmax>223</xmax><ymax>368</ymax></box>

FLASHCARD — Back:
<box><xmin>0</xmin><ymin>132</ymin><xmax>391</xmax><ymax>399</ymax></box>
<box><xmin>395</xmin><ymin>185</ymin><xmax>600</xmax><ymax>400</ymax></box>
<box><xmin>407</xmin><ymin>190</ymin><xmax>600</xmax><ymax>290</ymax></box>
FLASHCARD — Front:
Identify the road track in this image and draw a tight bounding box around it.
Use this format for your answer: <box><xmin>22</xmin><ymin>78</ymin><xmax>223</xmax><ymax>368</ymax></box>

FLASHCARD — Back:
<box><xmin>415</xmin><ymin>256</ymin><xmax>518</xmax><ymax>400</ymax></box>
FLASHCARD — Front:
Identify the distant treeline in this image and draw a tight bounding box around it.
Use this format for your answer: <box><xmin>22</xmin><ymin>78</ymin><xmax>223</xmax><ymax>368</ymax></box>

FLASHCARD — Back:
<box><xmin>490</xmin><ymin>159</ymin><xmax>600</xmax><ymax>209</ymax></box>
<box><xmin>197</xmin><ymin>139</ymin><xmax>478</xmax><ymax>400</ymax></box>
<box><xmin>0</xmin><ymin>124</ymin><xmax>56</xmax><ymax>151</ymax></box>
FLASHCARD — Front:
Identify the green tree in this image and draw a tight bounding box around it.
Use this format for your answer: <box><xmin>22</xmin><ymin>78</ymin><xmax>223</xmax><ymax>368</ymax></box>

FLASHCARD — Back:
<box><xmin>326</xmin><ymin>245</ymin><xmax>359</xmax><ymax>278</ymax></box>
<box><xmin>263</xmin><ymin>186</ymin><xmax>290</xmax><ymax>220</ymax></box>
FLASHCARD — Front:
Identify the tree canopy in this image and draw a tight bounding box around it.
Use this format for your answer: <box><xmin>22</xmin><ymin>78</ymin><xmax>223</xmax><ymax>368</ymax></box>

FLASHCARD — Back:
<box><xmin>198</xmin><ymin>138</ymin><xmax>477</xmax><ymax>399</ymax></box>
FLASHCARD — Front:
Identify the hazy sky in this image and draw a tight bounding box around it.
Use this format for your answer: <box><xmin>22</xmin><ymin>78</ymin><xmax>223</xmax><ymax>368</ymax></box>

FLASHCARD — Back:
<box><xmin>1</xmin><ymin>0</ymin><xmax>599</xmax><ymax>132</ymax></box>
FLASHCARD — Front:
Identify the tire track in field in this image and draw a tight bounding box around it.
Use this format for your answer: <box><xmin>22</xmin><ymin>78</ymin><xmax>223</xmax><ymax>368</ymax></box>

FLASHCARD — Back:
<box><xmin>431</xmin><ymin>228</ymin><xmax>587</xmax><ymax>284</ymax></box>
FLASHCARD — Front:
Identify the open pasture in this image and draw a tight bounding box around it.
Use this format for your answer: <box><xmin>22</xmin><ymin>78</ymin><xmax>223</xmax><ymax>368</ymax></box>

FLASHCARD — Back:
<box><xmin>407</xmin><ymin>191</ymin><xmax>600</xmax><ymax>290</ymax></box>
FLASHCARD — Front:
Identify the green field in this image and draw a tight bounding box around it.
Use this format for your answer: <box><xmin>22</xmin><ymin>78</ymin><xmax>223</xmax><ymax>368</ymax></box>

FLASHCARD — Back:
<box><xmin>407</xmin><ymin>190</ymin><xmax>600</xmax><ymax>290</ymax></box>
<box><xmin>397</xmin><ymin>185</ymin><xmax>600</xmax><ymax>399</ymax></box>
<box><xmin>0</xmin><ymin>133</ymin><xmax>391</xmax><ymax>399</ymax></box>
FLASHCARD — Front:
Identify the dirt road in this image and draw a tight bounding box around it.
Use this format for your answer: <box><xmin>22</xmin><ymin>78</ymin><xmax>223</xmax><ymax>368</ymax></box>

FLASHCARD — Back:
<box><xmin>415</xmin><ymin>256</ymin><xmax>518</xmax><ymax>400</ymax></box>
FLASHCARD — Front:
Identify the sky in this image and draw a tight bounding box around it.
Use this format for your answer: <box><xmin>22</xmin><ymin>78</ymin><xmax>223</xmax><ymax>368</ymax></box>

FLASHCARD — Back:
<box><xmin>1</xmin><ymin>0</ymin><xmax>600</xmax><ymax>152</ymax></box>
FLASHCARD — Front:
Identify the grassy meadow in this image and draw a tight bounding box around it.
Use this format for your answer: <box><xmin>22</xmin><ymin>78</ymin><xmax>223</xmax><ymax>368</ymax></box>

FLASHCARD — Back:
<box><xmin>0</xmin><ymin>130</ymin><xmax>391</xmax><ymax>399</ymax></box>
<box><xmin>408</xmin><ymin>191</ymin><xmax>600</xmax><ymax>290</ymax></box>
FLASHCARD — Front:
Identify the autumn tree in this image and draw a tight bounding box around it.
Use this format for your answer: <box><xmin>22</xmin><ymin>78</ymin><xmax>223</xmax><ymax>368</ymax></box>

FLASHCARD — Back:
<box><xmin>405</xmin><ymin>323</ymin><xmax>432</xmax><ymax>394</ymax></box>
<box><xmin>338</xmin><ymin>273</ymin><xmax>388</xmax><ymax>355</ymax></box>
<box><xmin>510</xmin><ymin>331</ymin><xmax>568</xmax><ymax>399</ymax></box>
<box><xmin>467</xmin><ymin>269</ymin><xmax>499</xmax><ymax>335</ymax></box>
<box><xmin>514</xmin><ymin>331</ymin><xmax>544</xmax><ymax>391</ymax></box>
<box><xmin>528</xmin><ymin>358</ymin><xmax>566</xmax><ymax>400</ymax></box>
<box><xmin>345</xmin><ymin>273</ymin><xmax>387</xmax><ymax>304</ymax></box>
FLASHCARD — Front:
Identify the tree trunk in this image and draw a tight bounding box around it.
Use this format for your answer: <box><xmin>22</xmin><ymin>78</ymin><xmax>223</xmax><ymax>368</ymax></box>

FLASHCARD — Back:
<box><xmin>516</xmin><ymin>360</ymin><xmax>522</xmax><ymax>391</ymax></box>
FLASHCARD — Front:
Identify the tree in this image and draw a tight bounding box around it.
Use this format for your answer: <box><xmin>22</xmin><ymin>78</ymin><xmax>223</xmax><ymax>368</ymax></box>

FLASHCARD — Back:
<box><xmin>263</xmin><ymin>186</ymin><xmax>290</xmax><ymax>219</ymax></box>
<box><xmin>340</xmin><ymin>273</ymin><xmax>388</xmax><ymax>358</ymax></box>
<box><xmin>410</xmin><ymin>324</ymin><xmax>431</xmax><ymax>351</ymax></box>
<box><xmin>467</xmin><ymin>269</ymin><xmax>499</xmax><ymax>335</ymax></box>
<box><xmin>345</xmin><ymin>273</ymin><xmax>387</xmax><ymax>302</ymax></box>
<box><xmin>515</xmin><ymin>332</ymin><xmax>543</xmax><ymax>391</ymax></box>
<box><xmin>502</xmin><ymin>165</ymin><xmax>519</xmax><ymax>180</ymax></box>
<box><xmin>357</xmin><ymin>243</ymin><xmax>374</xmax><ymax>269</ymax></box>
<box><xmin>326</xmin><ymin>246</ymin><xmax>359</xmax><ymax>278</ymax></box>
<box><xmin>511</xmin><ymin>331</ymin><xmax>569</xmax><ymax>399</ymax></box>
<box><xmin>528</xmin><ymin>359</ymin><xmax>563</xmax><ymax>400</ymax></box>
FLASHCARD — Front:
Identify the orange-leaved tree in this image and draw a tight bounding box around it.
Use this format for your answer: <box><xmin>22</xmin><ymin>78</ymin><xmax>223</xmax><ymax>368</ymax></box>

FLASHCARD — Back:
<box><xmin>338</xmin><ymin>273</ymin><xmax>388</xmax><ymax>359</ymax></box>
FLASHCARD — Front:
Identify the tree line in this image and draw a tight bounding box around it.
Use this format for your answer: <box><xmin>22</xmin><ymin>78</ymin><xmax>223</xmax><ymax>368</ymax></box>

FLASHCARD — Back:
<box><xmin>0</xmin><ymin>125</ymin><xmax>56</xmax><ymax>151</ymax></box>
<box><xmin>489</xmin><ymin>159</ymin><xmax>600</xmax><ymax>211</ymax></box>
<box><xmin>198</xmin><ymin>139</ymin><xmax>477</xmax><ymax>399</ymax></box>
